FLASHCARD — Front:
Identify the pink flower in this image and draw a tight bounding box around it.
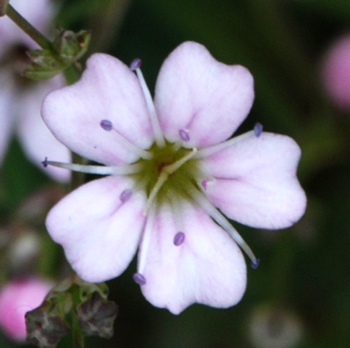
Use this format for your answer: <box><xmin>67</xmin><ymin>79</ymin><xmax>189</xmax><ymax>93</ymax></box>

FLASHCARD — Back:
<box><xmin>0</xmin><ymin>277</ymin><xmax>52</xmax><ymax>341</ymax></box>
<box><xmin>0</xmin><ymin>0</ymin><xmax>70</xmax><ymax>181</ymax></box>
<box><xmin>321</xmin><ymin>34</ymin><xmax>350</xmax><ymax>110</ymax></box>
<box><xmin>42</xmin><ymin>42</ymin><xmax>306</xmax><ymax>314</ymax></box>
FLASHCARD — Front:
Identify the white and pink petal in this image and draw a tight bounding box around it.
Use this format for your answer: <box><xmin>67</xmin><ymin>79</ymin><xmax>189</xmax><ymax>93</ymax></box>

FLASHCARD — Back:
<box><xmin>42</xmin><ymin>54</ymin><xmax>154</xmax><ymax>166</ymax></box>
<box><xmin>201</xmin><ymin>131</ymin><xmax>307</xmax><ymax>229</ymax></box>
<box><xmin>137</xmin><ymin>200</ymin><xmax>247</xmax><ymax>314</ymax></box>
<box><xmin>46</xmin><ymin>175</ymin><xmax>147</xmax><ymax>283</ymax></box>
<box><xmin>154</xmin><ymin>41</ymin><xmax>254</xmax><ymax>148</ymax></box>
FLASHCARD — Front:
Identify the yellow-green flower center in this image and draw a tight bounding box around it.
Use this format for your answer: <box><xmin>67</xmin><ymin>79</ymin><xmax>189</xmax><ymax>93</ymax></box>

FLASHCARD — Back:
<box><xmin>132</xmin><ymin>141</ymin><xmax>204</xmax><ymax>208</ymax></box>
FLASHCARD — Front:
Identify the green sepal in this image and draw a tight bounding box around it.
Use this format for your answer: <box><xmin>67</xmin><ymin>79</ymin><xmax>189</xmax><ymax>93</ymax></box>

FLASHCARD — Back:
<box><xmin>77</xmin><ymin>291</ymin><xmax>119</xmax><ymax>339</ymax></box>
<box><xmin>25</xmin><ymin>275</ymin><xmax>118</xmax><ymax>348</ymax></box>
<box><xmin>25</xmin><ymin>297</ymin><xmax>71</xmax><ymax>348</ymax></box>
<box><xmin>53</xmin><ymin>27</ymin><xmax>91</xmax><ymax>62</ymax></box>
<box><xmin>24</xmin><ymin>28</ymin><xmax>91</xmax><ymax>81</ymax></box>
<box><xmin>25</xmin><ymin>49</ymin><xmax>65</xmax><ymax>80</ymax></box>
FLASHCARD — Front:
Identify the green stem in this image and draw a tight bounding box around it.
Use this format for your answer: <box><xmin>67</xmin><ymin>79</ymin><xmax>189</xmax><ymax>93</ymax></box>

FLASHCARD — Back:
<box><xmin>5</xmin><ymin>4</ymin><xmax>53</xmax><ymax>50</ymax></box>
<box><xmin>72</xmin><ymin>309</ymin><xmax>85</xmax><ymax>348</ymax></box>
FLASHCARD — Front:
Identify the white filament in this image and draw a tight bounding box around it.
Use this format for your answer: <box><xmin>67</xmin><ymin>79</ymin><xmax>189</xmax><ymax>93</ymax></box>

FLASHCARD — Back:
<box><xmin>110</xmin><ymin>127</ymin><xmax>153</xmax><ymax>160</ymax></box>
<box><xmin>195</xmin><ymin>131</ymin><xmax>253</xmax><ymax>159</ymax></box>
<box><xmin>135</xmin><ymin>68</ymin><xmax>165</xmax><ymax>147</ymax></box>
<box><xmin>46</xmin><ymin>161</ymin><xmax>142</xmax><ymax>175</ymax></box>
<box><xmin>186</xmin><ymin>184</ymin><xmax>259</xmax><ymax>265</ymax></box>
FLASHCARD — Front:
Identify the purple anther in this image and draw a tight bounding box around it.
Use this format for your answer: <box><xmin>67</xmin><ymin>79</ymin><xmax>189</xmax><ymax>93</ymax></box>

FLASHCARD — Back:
<box><xmin>254</xmin><ymin>123</ymin><xmax>263</xmax><ymax>137</ymax></box>
<box><xmin>173</xmin><ymin>232</ymin><xmax>185</xmax><ymax>246</ymax></box>
<box><xmin>251</xmin><ymin>259</ymin><xmax>261</xmax><ymax>270</ymax></box>
<box><xmin>133</xmin><ymin>273</ymin><xmax>146</xmax><ymax>285</ymax></box>
<box><xmin>42</xmin><ymin>157</ymin><xmax>48</xmax><ymax>168</ymax></box>
<box><xmin>119</xmin><ymin>189</ymin><xmax>133</xmax><ymax>203</ymax></box>
<box><xmin>100</xmin><ymin>119</ymin><xmax>113</xmax><ymax>131</ymax></box>
<box><xmin>179</xmin><ymin>129</ymin><xmax>190</xmax><ymax>142</ymax></box>
<box><xmin>201</xmin><ymin>178</ymin><xmax>209</xmax><ymax>190</ymax></box>
<box><xmin>130</xmin><ymin>58</ymin><xmax>142</xmax><ymax>71</ymax></box>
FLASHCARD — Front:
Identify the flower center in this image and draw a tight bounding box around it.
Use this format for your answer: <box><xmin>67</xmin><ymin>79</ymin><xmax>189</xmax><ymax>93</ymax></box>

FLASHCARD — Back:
<box><xmin>132</xmin><ymin>141</ymin><xmax>202</xmax><ymax>213</ymax></box>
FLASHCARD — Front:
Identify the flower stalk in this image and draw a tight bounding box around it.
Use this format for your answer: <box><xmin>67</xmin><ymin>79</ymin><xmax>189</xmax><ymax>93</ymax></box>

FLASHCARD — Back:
<box><xmin>5</xmin><ymin>4</ymin><xmax>53</xmax><ymax>50</ymax></box>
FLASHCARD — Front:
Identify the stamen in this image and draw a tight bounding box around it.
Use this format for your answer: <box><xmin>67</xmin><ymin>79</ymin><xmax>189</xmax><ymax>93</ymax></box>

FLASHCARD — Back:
<box><xmin>119</xmin><ymin>189</ymin><xmax>133</xmax><ymax>203</ymax></box>
<box><xmin>143</xmin><ymin>148</ymin><xmax>198</xmax><ymax>215</ymax></box>
<box><xmin>254</xmin><ymin>123</ymin><xmax>263</xmax><ymax>137</ymax></box>
<box><xmin>185</xmin><ymin>184</ymin><xmax>259</xmax><ymax>266</ymax></box>
<box><xmin>173</xmin><ymin>232</ymin><xmax>185</xmax><ymax>246</ymax></box>
<box><xmin>137</xmin><ymin>205</ymin><xmax>156</xmax><ymax>274</ymax></box>
<box><xmin>179</xmin><ymin>129</ymin><xmax>190</xmax><ymax>142</ymax></box>
<box><xmin>100</xmin><ymin>119</ymin><xmax>113</xmax><ymax>131</ymax></box>
<box><xmin>130</xmin><ymin>58</ymin><xmax>142</xmax><ymax>71</ymax></box>
<box><xmin>195</xmin><ymin>131</ymin><xmax>253</xmax><ymax>159</ymax></box>
<box><xmin>43</xmin><ymin>159</ymin><xmax>142</xmax><ymax>175</ymax></box>
<box><xmin>133</xmin><ymin>273</ymin><xmax>146</xmax><ymax>285</ymax></box>
<box><xmin>134</xmin><ymin>67</ymin><xmax>165</xmax><ymax>147</ymax></box>
<box><xmin>162</xmin><ymin>148</ymin><xmax>197</xmax><ymax>174</ymax></box>
<box><xmin>143</xmin><ymin>171</ymin><xmax>168</xmax><ymax>215</ymax></box>
<box><xmin>100</xmin><ymin>119</ymin><xmax>152</xmax><ymax>160</ymax></box>
<box><xmin>251</xmin><ymin>259</ymin><xmax>261</xmax><ymax>269</ymax></box>
<box><xmin>42</xmin><ymin>157</ymin><xmax>48</xmax><ymax>168</ymax></box>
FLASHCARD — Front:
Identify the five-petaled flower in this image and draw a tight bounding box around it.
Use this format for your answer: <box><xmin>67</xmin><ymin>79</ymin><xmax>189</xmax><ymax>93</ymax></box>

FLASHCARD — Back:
<box><xmin>0</xmin><ymin>0</ymin><xmax>70</xmax><ymax>181</ymax></box>
<box><xmin>42</xmin><ymin>42</ymin><xmax>306</xmax><ymax>314</ymax></box>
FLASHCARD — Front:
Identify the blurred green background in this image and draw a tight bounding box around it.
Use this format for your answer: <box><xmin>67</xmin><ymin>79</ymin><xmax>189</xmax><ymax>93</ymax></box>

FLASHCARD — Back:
<box><xmin>1</xmin><ymin>0</ymin><xmax>350</xmax><ymax>347</ymax></box>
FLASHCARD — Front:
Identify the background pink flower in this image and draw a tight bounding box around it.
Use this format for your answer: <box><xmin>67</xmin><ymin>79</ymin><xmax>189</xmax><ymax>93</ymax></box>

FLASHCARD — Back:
<box><xmin>321</xmin><ymin>33</ymin><xmax>350</xmax><ymax>110</ymax></box>
<box><xmin>0</xmin><ymin>277</ymin><xmax>52</xmax><ymax>341</ymax></box>
<box><xmin>0</xmin><ymin>0</ymin><xmax>70</xmax><ymax>182</ymax></box>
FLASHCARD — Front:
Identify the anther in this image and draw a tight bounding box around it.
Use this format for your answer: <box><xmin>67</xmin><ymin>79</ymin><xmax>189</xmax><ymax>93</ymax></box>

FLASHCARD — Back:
<box><xmin>99</xmin><ymin>119</ymin><xmax>152</xmax><ymax>160</ymax></box>
<box><xmin>201</xmin><ymin>178</ymin><xmax>209</xmax><ymax>190</ymax></box>
<box><xmin>179</xmin><ymin>129</ymin><xmax>190</xmax><ymax>142</ymax></box>
<box><xmin>42</xmin><ymin>157</ymin><xmax>48</xmax><ymax>168</ymax></box>
<box><xmin>254</xmin><ymin>123</ymin><xmax>263</xmax><ymax>137</ymax></box>
<box><xmin>119</xmin><ymin>189</ymin><xmax>133</xmax><ymax>203</ymax></box>
<box><xmin>251</xmin><ymin>259</ymin><xmax>261</xmax><ymax>269</ymax></box>
<box><xmin>173</xmin><ymin>232</ymin><xmax>185</xmax><ymax>246</ymax></box>
<box><xmin>133</xmin><ymin>273</ymin><xmax>146</xmax><ymax>285</ymax></box>
<box><xmin>130</xmin><ymin>58</ymin><xmax>142</xmax><ymax>71</ymax></box>
<box><xmin>100</xmin><ymin>119</ymin><xmax>113</xmax><ymax>131</ymax></box>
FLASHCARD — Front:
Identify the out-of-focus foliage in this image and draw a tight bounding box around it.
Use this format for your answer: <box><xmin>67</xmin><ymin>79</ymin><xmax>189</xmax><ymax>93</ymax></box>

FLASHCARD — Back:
<box><xmin>1</xmin><ymin>0</ymin><xmax>350</xmax><ymax>347</ymax></box>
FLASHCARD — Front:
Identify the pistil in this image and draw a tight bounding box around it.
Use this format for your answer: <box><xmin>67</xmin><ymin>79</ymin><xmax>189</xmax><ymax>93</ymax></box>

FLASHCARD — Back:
<box><xmin>143</xmin><ymin>148</ymin><xmax>198</xmax><ymax>215</ymax></box>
